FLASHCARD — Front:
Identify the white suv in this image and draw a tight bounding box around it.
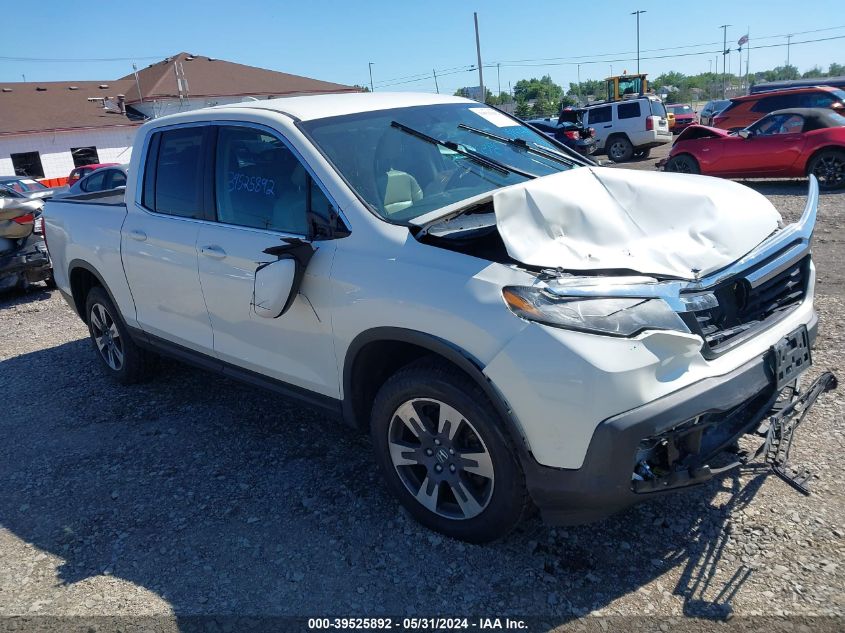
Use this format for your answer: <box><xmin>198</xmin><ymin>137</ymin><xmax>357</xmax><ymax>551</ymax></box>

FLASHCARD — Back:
<box><xmin>44</xmin><ymin>93</ymin><xmax>831</xmax><ymax>543</ymax></box>
<box><xmin>582</xmin><ymin>96</ymin><xmax>673</xmax><ymax>161</ymax></box>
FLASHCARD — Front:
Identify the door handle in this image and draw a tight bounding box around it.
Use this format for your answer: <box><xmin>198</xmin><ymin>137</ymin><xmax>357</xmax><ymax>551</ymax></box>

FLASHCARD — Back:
<box><xmin>603</xmin><ymin>125</ymin><xmax>612</xmax><ymax>128</ymax></box>
<box><xmin>128</xmin><ymin>229</ymin><xmax>147</xmax><ymax>241</ymax></box>
<box><xmin>201</xmin><ymin>244</ymin><xmax>227</xmax><ymax>259</ymax></box>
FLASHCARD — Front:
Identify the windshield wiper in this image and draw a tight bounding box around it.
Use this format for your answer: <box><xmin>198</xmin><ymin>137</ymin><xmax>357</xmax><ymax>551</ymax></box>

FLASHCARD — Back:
<box><xmin>457</xmin><ymin>123</ymin><xmax>580</xmax><ymax>167</ymax></box>
<box><xmin>390</xmin><ymin>121</ymin><xmax>536</xmax><ymax>180</ymax></box>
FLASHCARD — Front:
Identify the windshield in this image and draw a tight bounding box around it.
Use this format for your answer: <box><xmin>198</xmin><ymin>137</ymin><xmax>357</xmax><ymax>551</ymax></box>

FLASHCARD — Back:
<box><xmin>669</xmin><ymin>105</ymin><xmax>693</xmax><ymax>115</ymax></box>
<box><xmin>300</xmin><ymin>103</ymin><xmax>576</xmax><ymax>223</ymax></box>
<box><xmin>5</xmin><ymin>179</ymin><xmax>47</xmax><ymax>193</ymax></box>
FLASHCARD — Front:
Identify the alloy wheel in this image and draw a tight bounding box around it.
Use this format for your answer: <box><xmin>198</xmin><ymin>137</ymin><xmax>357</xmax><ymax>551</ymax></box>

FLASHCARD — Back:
<box><xmin>813</xmin><ymin>155</ymin><xmax>845</xmax><ymax>188</ymax></box>
<box><xmin>90</xmin><ymin>303</ymin><xmax>124</xmax><ymax>371</ymax></box>
<box><xmin>387</xmin><ymin>398</ymin><xmax>494</xmax><ymax>520</ymax></box>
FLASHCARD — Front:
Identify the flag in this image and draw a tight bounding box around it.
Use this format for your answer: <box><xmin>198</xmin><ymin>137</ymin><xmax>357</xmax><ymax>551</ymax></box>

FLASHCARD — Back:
<box><xmin>738</xmin><ymin>34</ymin><xmax>749</xmax><ymax>46</ymax></box>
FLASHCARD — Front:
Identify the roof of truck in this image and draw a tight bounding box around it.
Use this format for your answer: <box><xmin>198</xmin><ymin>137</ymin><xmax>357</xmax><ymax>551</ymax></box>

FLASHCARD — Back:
<box><xmin>225</xmin><ymin>91</ymin><xmax>471</xmax><ymax>121</ymax></box>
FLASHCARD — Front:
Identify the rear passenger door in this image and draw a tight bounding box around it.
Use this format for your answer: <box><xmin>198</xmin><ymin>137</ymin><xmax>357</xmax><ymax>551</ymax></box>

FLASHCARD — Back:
<box><xmin>195</xmin><ymin>124</ymin><xmax>342</xmax><ymax>397</ymax></box>
<box><xmin>122</xmin><ymin>125</ymin><xmax>216</xmax><ymax>352</ymax></box>
<box><xmin>585</xmin><ymin>105</ymin><xmax>613</xmax><ymax>148</ymax></box>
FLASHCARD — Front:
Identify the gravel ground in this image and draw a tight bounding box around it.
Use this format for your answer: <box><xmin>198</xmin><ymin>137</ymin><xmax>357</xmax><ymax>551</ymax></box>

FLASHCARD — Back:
<box><xmin>0</xmin><ymin>144</ymin><xmax>843</xmax><ymax>632</ymax></box>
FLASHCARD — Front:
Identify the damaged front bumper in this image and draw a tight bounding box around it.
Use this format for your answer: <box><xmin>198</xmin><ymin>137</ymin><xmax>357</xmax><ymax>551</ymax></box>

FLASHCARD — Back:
<box><xmin>523</xmin><ymin>314</ymin><xmax>837</xmax><ymax>525</ymax></box>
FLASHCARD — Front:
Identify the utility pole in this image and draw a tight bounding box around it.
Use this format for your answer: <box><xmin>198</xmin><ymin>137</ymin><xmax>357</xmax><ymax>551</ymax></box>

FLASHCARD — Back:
<box><xmin>368</xmin><ymin>62</ymin><xmax>374</xmax><ymax>92</ymax></box>
<box><xmin>786</xmin><ymin>34</ymin><xmax>793</xmax><ymax>67</ymax></box>
<box><xmin>631</xmin><ymin>10</ymin><xmax>646</xmax><ymax>75</ymax></box>
<box><xmin>497</xmin><ymin>63</ymin><xmax>501</xmax><ymax>97</ymax></box>
<box><xmin>433</xmin><ymin>69</ymin><xmax>439</xmax><ymax>94</ymax></box>
<box><xmin>720</xmin><ymin>24</ymin><xmax>731</xmax><ymax>98</ymax></box>
<box><xmin>745</xmin><ymin>28</ymin><xmax>751</xmax><ymax>94</ymax></box>
<box><xmin>577</xmin><ymin>63</ymin><xmax>581</xmax><ymax>103</ymax></box>
<box><xmin>474</xmin><ymin>12</ymin><xmax>485</xmax><ymax>103</ymax></box>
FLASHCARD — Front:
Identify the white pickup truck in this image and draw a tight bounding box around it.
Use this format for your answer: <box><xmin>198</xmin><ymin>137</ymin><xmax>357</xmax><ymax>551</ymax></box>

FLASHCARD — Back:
<box><xmin>44</xmin><ymin>92</ymin><xmax>836</xmax><ymax>542</ymax></box>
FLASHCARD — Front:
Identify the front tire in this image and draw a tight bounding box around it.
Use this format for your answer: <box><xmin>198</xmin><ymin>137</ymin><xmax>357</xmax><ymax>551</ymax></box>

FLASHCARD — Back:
<box><xmin>807</xmin><ymin>149</ymin><xmax>845</xmax><ymax>190</ymax></box>
<box><xmin>85</xmin><ymin>286</ymin><xmax>155</xmax><ymax>385</ymax></box>
<box><xmin>370</xmin><ymin>359</ymin><xmax>528</xmax><ymax>543</ymax></box>
<box><xmin>665</xmin><ymin>154</ymin><xmax>701</xmax><ymax>174</ymax></box>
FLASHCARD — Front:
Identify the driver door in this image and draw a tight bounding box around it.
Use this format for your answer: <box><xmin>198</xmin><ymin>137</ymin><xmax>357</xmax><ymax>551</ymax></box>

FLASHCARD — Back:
<box><xmin>724</xmin><ymin>113</ymin><xmax>807</xmax><ymax>176</ymax></box>
<box><xmin>195</xmin><ymin>124</ymin><xmax>340</xmax><ymax>398</ymax></box>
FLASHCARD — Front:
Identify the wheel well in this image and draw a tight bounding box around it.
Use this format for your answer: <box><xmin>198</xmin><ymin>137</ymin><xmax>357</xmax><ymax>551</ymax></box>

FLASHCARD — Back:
<box><xmin>804</xmin><ymin>145</ymin><xmax>845</xmax><ymax>174</ymax></box>
<box><xmin>346</xmin><ymin>340</ymin><xmax>439</xmax><ymax>429</ymax></box>
<box><xmin>670</xmin><ymin>152</ymin><xmax>699</xmax><ymax>166</ymax></box>
<box><xmin>69</xmin><ymin>267</ymin><xmax>102</xmax><ymax>322</ymax></box>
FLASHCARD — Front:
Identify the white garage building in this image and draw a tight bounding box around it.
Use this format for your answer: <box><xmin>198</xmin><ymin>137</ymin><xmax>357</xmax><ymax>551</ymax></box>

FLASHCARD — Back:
<box><xmin>0</xmin><ymin>53</ymin><xmax>358</xmax><ymax>184</ymax></box>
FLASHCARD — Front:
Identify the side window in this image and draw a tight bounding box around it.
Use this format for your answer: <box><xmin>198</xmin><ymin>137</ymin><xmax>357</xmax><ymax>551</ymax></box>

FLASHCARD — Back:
<box><xmin>799</xmin><ymin>92</ymin><xmax>833</xmax><ymax>108</ymax></box>
<box><xmin>589</xmin><ymin>106</ymin><xmax>612</xmax><ymax>124</ymax></box>
<box><xmin>751</xmin><ymin>95</ymin><xmax>787</xmax><ymax>113</ymax></box>
<box><xmin>617</xmin><ymin>102</ymin><xmax>641</xmax><ymax>119</ymax></box>
<box><xmin>214</xmin><ymin>126</ymin><xmax>308</xmax><ymax>235</ymax></box>
<box><xmin>751</xmin><ymin>114</ymin><xmax>804</xmax><ymax>136</ymax></box>
<box><xmin>108</xmin><ymin>170</ymin><xmax>127</xmax><ymax>189</ymax></box>
<box><xmin>153</xmin><ymin>127</ymin><xmax>205</xmax><ymax>218</ymax></box>
<box><xmin>81</xmin><ymin>171</ymin><xmax>107</xmax><ymax>192</ymax></box>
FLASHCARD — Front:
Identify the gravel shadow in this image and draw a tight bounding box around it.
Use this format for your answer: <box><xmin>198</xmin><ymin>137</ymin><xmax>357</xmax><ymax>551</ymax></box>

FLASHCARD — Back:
<box><xmin>0</xmin><ymin>337</ymin><xmax>782</xmax><ymax>625</ymax></box>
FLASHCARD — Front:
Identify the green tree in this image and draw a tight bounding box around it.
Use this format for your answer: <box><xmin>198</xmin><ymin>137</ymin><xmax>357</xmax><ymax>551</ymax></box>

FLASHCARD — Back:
<box><xmin>802</xmin><ymin>66</ymin><xmax>824</xmax><ymax>79</ymax></box>
<box><xmin>513</xmin><ymin>75</ymin><xmax>563</xmax><ymax>102</ymax></box>
<box><xmin>514</xmin><ymin>99</ymin><xmax>531</xmax><ymax>118</ymax></box>
<box><xmin>829</xmin><ymin>63</ymin><xmax>845</xmax><ymax>76</ymax></box>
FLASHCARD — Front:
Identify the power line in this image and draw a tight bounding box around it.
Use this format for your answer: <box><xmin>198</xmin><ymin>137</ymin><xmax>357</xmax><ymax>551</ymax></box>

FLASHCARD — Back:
<box><xmin>0</xmin><ymin>55</ymin><xmax>166</xmax><ymax>63</ymax></box>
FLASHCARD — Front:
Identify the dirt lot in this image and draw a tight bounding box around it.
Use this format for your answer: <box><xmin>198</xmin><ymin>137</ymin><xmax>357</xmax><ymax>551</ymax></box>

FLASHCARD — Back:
<box><xmin>1</xmin><ymin>144</ymin><xmax>843</xmax><ymax>632</ymax></box>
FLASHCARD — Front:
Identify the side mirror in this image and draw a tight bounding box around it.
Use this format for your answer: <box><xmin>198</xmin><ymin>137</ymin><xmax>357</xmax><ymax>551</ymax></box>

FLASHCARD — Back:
<box><xmin>738</xmin><ymin>129</ymin><xmax>752</xmax><ymax>139</ymax></box>
<box><xmin>253</xmin><ymin>238</ymin><xmax>316</xmax><ymax>318</ymax></box>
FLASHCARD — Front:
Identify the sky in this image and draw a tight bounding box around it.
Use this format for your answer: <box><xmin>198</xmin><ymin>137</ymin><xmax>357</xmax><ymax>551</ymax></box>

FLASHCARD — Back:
<box><xmin>2</xmin><ymin>0</ymin><xmax>844</xmax><ymax>95</ymax></box>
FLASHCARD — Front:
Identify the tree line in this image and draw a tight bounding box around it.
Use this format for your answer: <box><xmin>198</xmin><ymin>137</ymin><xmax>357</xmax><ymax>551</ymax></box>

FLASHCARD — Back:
<box><xmin>454</xmin><ymin>62</ymin><xmax>845</xmax><ymax>118</ymax></box>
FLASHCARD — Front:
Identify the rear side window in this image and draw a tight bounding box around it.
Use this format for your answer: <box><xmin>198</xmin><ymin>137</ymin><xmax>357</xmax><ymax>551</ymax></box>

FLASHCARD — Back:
<box><xmin>81</xmin><ymin>171</ymin><xmax>107</xmax><ymax>192</ymax></box>
<box><xmin>588</xmin><ymin>106</ymin><xmax>612</xmax><ymax>124</ymax></box>
<box><xmin>751</xmin><ymin>94</ymin><xmax>793</xmax><ymax>112</ymax></box>
<box><xmin>142</xmin><ymin>127</ymin><xmax>206</xmax><ymax>218</ymax></box>
<box><xmin>617</xmin><ymin>102</ymin><xmax>641</xmax><ymax>119</ymax></box>
<box><xmin>649</xmin><ymin>100</ymin><xmax>667</xmax><ymax>117</ymax></box>
<box><xmin>799</xmin><ymin>92</ymin><xmax>835</xmax><ymax>108</ymax></box>
<box><xmin>108</xmin><ymin>170</ymin><xmax>127</xmax><ymax>189</ymax></box>
<box><xmin>214</xmin><ymin>126</ymin><xmax>308</xmax><ymax>235</ymax></box>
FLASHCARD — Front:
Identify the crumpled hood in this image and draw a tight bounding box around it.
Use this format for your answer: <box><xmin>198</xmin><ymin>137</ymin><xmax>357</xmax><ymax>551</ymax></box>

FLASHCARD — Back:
<box><xmin>492</xmin><ymin>167</ymin><xmax>781</xmax><ymax>280</ymax></box>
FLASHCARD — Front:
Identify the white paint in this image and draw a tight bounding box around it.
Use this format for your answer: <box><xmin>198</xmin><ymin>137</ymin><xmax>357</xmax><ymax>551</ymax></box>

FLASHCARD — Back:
<box><xmin>0</xmin><ymin>127</ymin><xmax>137</xmax><ymax>179</ymax></box>
<box><xmin>494</xmin><ymin>167</ymin><xmax>781</xmax><ymax>279</ymax></box>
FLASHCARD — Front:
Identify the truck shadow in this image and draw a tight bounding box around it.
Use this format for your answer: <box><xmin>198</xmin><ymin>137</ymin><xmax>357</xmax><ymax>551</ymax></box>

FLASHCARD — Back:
<box><xmin>0</xmin><ymin>340</ymin><xmax>773</xmax><ymax>625</ymax></box>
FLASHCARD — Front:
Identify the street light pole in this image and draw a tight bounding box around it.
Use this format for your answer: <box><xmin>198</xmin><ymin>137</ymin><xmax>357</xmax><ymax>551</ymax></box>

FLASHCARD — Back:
<box><xmin>786</xmin><ymin>34</ymin><xmax>793</xmax><ymax>67</ymax></box>
<box><xmin>631</xmin><ymin>10</ymin><xmax>646</xmax><ymax>75</ymax></box>
<box><xmin>368</xmin><ymin>62</ymin><xmax>374</xmax><ymax>92</ymax></box>
<box><xmin>719</xmin><ymin>24</ymin><xmax>731</xmax><ymax>98</ymax></box>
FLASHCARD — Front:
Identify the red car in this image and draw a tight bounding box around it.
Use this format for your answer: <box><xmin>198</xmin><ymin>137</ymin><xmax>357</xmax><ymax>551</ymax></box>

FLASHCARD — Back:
<box><xmin>667</xmin><ymin>103</ymin><xmax>696</xmax><ymax>132</ymax></box>
<box><xmin>711</xmin><ymin>86</ymin><xmax>845</xmax><ymax>131</ymax></box>
<box><xmin>67</xmin><ymin>163</ymin><xmax>119</xmax><ymax>186</ymax></box>
<box><xmin>660</xmin><ymin>108</ymin><xmax>845</xmax><ymax>189</ymax></box>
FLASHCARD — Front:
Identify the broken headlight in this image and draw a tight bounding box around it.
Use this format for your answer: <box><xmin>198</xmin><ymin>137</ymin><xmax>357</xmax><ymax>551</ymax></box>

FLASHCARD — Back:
<box><xmin>502</xmin><ymin>286</ymin><xmax>690</xmax><ymax>337</ymax></box>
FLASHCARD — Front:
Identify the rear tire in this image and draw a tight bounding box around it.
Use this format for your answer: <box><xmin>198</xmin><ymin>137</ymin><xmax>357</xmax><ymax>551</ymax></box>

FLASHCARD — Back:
<box><xmin>84</xmin><ymin>286</ymin><xmax>155</xmax><ymax>385</ymax></box>
<box><xmin>606</xmin><ymin>135</ymin><xmax>634</xmax><ymax>162</ymax></box>
<box><xmin>807</xmin><ymin>149</ymin><xmax>845</xmax><ymax>190</ymax></box>
<box><xmin>370</xmin><ymin>359</ymin><xmax>529</xmax><ymax>543</ymax></box>
<box><xmin>665</xmin><ymin>154</ymin><xmax>701</xmax><ymax>174</ymax></box>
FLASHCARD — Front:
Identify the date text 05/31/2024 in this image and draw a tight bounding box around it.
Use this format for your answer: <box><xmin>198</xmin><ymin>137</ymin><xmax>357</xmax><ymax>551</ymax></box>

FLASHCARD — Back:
<box><xmin>307</xmin><ymin>617</ymin><xmax>528</xmax><ymax>630</ymax></box>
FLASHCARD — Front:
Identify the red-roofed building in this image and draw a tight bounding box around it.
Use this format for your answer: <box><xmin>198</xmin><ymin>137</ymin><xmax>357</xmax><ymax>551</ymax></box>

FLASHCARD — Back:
<box><xmin>0</xmin><ymin>53</ymin><xmax>358</xmax><ymax>182</ymax></box>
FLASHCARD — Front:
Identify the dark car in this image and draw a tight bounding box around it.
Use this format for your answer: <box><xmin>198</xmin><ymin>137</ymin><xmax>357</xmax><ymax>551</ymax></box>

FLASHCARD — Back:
<box><xmin>699</xmin><ymin>99</ymin><xmax>731</xmax><ymax>126</ymax></box>
<box><xmin>525</xmin><ymin>113</ymin><xmax>596</xmax><ymax>156</ymax></box>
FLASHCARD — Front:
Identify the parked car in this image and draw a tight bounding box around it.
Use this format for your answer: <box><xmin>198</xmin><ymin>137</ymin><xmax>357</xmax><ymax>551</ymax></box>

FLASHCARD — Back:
<box><xmin>0</xmin><ymin>176</ymin><xmax>62</xmax><ymax>200</ymax></box>
<box><xmin>67</xmin><ymin>162</ymin><xmax>120</xmax><ymax>186</ymax></box>
<box><xmin>580</xmin><ymin>95</ymin><xmax>672</xmax><ymax>161</ymax></box>
<box><xmin>55</xmin><ymin>165</ymin><xmax>128</xmax><ymax>199</ymax></box>
<box><xmin>44</xmin><ymin>92</ymin><xmax>834</xmax><ymax>542</ymax></box>
<box><xmin>750</xmin><ymin>76</ymin><xmax>845</xmax><ymax>94</ymax></box>
<box><xmin>0</xmin><ymin>195</ymin><xmax>52</xmax><ymax>292</ymax></box>
<box><xmin>699</xmin><ymin>99</ymin><xmax>731</xmax><ymax>126</ymax></box>
<box><xmin>659</xmin><ymin>108</ymin><xmax>845</xmax><ymax>189</ymax></box>
<box><xmin>713</xmin><ymin>86</ymin><xmax>845</xmax><ymax>131</ymax></box>
<box><xmin>525</xmin><ymin>114</ymin><xmax>597</xmax><ymax>156</ymax></box>
<box><xmin>667</xmin><ymin>103</ymin><xmax>697</xmax><ymax>132</ymax></box>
